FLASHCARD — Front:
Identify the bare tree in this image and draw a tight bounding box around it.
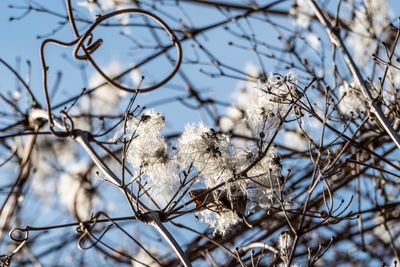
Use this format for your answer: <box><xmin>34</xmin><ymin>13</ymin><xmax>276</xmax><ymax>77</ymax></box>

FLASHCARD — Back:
<box><xmin>1</xmin><ymin>0</ymin><xmax>400</xmax><ymax>266</ymax></box>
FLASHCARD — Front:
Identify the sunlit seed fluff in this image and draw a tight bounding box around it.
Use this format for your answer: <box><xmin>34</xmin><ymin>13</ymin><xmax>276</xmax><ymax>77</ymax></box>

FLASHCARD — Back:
<box><xmin>233</xmin><ymin>63</ymin><xmax>260</xmax><ymax>109</ymax></box>
<box><xmin>132</xmin><ymin>246</ymin><xmax>163</xmax><ymax>267</ymax></box>
<box><xmin>347</xmin><ymin>0</ymin><xmax>389</xmax><ymax>64</ymax></box>
<box><xmin>246</xmin><ymin>147</ymin><xmax>282</xmax><ymax>208</ymax></box>
<box><xmin>220</xmin><ymin>63</ymin><xmax>259</xmax><ymax>138</ymax></box>
<box><xmin>279</xmin><ymin>231</ymin><xmax>292</xmax><ymax>256</ymax></box>
<box><xmin>78</xmin><ymin>61</ymin><xmax>127</xmax><ymax>116</ymax></box>
<box><xmin>178</xmin><ymin>122</ymin><xmax>231</xmax><ymax>183</ymax></box>
<box><xmin>391</xmin><ymin>68</ymin><xmax>400</xmax><ymax>87</ymax></box>
<box><xmin>126</xmin><ymin>110</ymin><xmax>179</xmax><ymax>192</ymax></box>
<box><xmin>245</xmin><ymin>105</ymin><xmax>280</xmax><ymax>138</ymax></box>
<box><xmin>290</xmin><ymin>0</ymin><xmax>313</xmax><ymax>28</ymax></box>
<box><xmin>373</xmin><ymin>212</ymin><xmax>400</xmax><ymax>247</ymax></box>
<box><xmin>338</xmin><ymin>82</ymin><xmax>369</xmax><ymax>115</ymax></box>
<box><xmin>263</xmin><ymin>71</ymin><xmax>299</xmax><ymax>106</ymax></box>
<box><xmin>128</xmin><ymin>136</ymin><xmax>168</xmax><ymax>168</ymax></box>
<box><xmin>197</xmin><ymin>209</ymin><xmax>241</xmax><ymax>236</ymax></box>
<box><xmin>126</xmin><ymin>110</ymin><xmax>168</xmax><ymax>168</ymax></box>
<box><xmin>219</xmin><ymin>106</ymin><xmax>245</xmax><ymax>132</ymax></box>
<box><xmin>306</xmin><ymin>32</ymin><xmax>321</xmax><ymax>50</ymax></box>
<box><xmin>78</xmin><ymin>0</ymin><xmax>134</xmax><ymax>24</ymax></box>
<box><xmin>283</xmin><ymin>130</ymin><xmax>307</xmax><ymax>150</ymax></box>
<box><xmin>127</xmin><ymin>110</ymin><xmax>166</xmax><ymax>137</ymax></box>
<box><xmin>145</xmin><ymin>161</ymin><xmax>180</xmax><ymax>191</ymax></box>
<box><xmin>245</xmin><ymin>72</ymin><xmax>299</xmax><ymax>137</ymax></box>
<box><xmin>57</xmin><ymin>161</ymin><xmax>93</xmax><ymax>219</ymax></box>
<box><xmin>278</xmin><ymin>263</ymin><xmax>302</xmax><ymax>267</ymax></box>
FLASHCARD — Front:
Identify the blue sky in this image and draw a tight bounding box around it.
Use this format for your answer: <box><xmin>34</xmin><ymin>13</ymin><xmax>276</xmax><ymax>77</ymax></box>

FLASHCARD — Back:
<box><xmin>1</xmin><ymin>0</ymin><xmax>399</xmax><ymax>133</ymax></box>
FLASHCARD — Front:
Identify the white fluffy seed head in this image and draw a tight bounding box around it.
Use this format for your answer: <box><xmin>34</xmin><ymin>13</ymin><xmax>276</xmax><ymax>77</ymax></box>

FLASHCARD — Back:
<box><xmin>127</xmin><ymin>110</ymin><xmax>166</xmax><ymax>137</ymax></box>
<box><xmin>197</xmin><ymin>209</ymin><xmax>241</xmax><ymax>236</ymax></box>
<box><xmin>338</xmin><ymin>82</ymin><xmax>369</xmax><ymax>116</ymax></box>
<box><xmin>347</xmin><ymin>0</ymin><xmax>389</xmax><ymax>65</ymax></box>
<box><xmin>290</xmin><ymin>0</ymin><xmax>313</xmax><ymax>28</ymax></box>
<box><xmin>126</xmin><ymin>110</ymin><xmax>179</xmax><ymax>198</ymax></box>
<box><xmin>178</xmin><ymin>122</ymin><xmax>230</xmax><ymax>182</ymax></box>
<box><xmin>246</xmin><ymin>147</ymin><xmax>282</xmax><ymax>208</ymax></box>
<box><xmin>245</xmin><ymin>72</ymin><xmax>299</xmax><ymax>138</ymax></box>
<box><xmin>279</xmin><ymin>231</ymin><xmax>292</xmax><ymax>256</ymax></box>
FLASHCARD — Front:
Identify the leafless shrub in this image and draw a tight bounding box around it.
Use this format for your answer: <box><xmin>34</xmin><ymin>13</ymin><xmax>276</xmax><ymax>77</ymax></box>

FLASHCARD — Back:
<box><xmin>1</xmin><ymin>0</ymin><xmax>400</xmax><ymax>266</ymax></box>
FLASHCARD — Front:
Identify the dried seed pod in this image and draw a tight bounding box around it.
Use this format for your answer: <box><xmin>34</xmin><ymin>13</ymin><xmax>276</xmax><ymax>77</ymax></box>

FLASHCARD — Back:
<box><xmin>188</xmin><ymin>188</ymin><xmax>247</xmax><ymax>218</ymax></box>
